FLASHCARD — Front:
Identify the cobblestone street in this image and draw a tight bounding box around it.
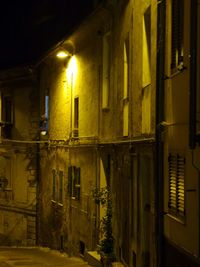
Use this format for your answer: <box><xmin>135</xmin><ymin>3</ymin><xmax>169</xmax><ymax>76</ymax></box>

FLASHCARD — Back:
<box><xmin>0</xmin><ymin>247</ymin><xmax>92</xmax><ymax>267</ymax></box>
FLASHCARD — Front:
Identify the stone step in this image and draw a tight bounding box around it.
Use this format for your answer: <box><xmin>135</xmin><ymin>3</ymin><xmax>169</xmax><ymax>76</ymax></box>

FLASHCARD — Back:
<box><xmin>84</xmin><ymin>251</ymin><xmax>102</xmax><ymax>267</ymax></box>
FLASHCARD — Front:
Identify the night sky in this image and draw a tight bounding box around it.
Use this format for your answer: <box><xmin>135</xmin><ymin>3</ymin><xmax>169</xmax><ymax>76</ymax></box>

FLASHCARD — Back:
<box><xmin>0</xmin><ymin>1</ymin><xmax>94</xmax><ymax>69</ymax></box>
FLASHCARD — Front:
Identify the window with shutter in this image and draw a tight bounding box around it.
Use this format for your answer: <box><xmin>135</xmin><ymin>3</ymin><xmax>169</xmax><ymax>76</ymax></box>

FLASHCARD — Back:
<box><xmin>68</xmin><ymin>166</ymin><xmax>81</xmax><ymax>200</ymax></box>
<box><xmin>102</xmin><ymin>32</ymin><xmax>110</xmax><ymax>109</ymax></box>
<box><xmin>75</xmin><ymin>167</ymin><xmax>81</xmax><ymax>200</ymax></box>
<box><xmin>123</xmin><ymin>39</ymin><xmax>129</xmax><ymax>137</ymax></box>
<box><xmin>171</xmin><ymin>0</ymin><xmax>184</xmax><ymax>71</ymax></box>
<box><xmin>0</xmin><ymin>94</ymin><xmax>13</xmax><ymax>139</ymax></box>
<box><xmin>58</xmin><ymin>171</ymin><xmax>63</xmax><ymax>203</ymax></box>
<box><xmin>68</xmin><ymin>166</ymin><xmax>72</xmax><ymax>197</ymax></box>
<box><xmin>52</xmin><ymin>169</ymin><xmax>56</xmax><ymax>201</ymax></box>
<box><xmin>168</xmin><ymin>153</ymin><xmax>185</xmax><ymax>218</ymax></box>
<box><xmin>73</xmin><ymin>97</ymin><xmax>79</xmax><ymax>137</ymax></box>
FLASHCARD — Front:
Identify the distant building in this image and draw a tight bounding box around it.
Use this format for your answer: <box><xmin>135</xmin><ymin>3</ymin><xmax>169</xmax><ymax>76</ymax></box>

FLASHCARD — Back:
<box><xmin>0</xmin><ymin>66</ymin><xmax>38</xmax><ymax>246</ymax></box>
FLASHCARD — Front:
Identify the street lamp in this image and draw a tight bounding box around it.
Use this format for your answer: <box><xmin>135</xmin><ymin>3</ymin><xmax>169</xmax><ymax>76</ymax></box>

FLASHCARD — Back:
<box><xmin>56</xmin><ymin>50</ymin><xmax>71</xmax><ymax>58</ymax></box>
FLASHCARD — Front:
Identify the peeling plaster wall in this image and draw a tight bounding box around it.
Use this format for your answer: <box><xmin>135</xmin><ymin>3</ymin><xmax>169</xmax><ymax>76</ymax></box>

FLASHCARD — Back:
<box><xmin>0</xmin><ymin>69</ymin><xmax>38</xmax><ymax>246</ymax></box>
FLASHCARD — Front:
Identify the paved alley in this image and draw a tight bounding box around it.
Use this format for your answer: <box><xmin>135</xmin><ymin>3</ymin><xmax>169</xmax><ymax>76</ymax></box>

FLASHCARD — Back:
<box><xmin>0</xmin><ymin>247</ymin><xmax>92</xmax><ymax>267</ymax></box>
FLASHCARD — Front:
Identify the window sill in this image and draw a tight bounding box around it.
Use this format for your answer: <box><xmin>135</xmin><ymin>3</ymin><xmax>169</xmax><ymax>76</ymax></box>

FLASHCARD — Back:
<box><xmin>165</xmin><ymin>65</ymin><xmax>187</xmax><ymax>80</ymax></box>
<box><xmin>51</xmin><ymin>200</ymin><xmax>63</xmax><ymax>207</ymax></box>
<box><xmin>71</xmin><ymin>196</ymin><xmax>80</xmax><ymax>201</ymax></box>
<box><xmin>102</xmin><ymin>107</ymin><xmax>110</xmax><ymax>112</ymax></box>
<box><xmin>166</xmin><ymin>213</ymin><xmax>185</xmax><ymax>225</ymax></box>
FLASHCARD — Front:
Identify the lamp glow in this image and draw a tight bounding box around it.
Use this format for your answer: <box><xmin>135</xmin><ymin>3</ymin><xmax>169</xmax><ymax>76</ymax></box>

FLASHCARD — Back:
<box><xmin>56</xmin><ymin>51</ymin><xmax>69</xmax><ymax>58</ymax></box>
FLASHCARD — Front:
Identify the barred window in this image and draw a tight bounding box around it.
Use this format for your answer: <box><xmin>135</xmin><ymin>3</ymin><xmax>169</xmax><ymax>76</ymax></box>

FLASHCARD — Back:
<box><xmin>168</xmin><ymin>153</ymin><xmax>185</xmax><ymax>218</ymax></box>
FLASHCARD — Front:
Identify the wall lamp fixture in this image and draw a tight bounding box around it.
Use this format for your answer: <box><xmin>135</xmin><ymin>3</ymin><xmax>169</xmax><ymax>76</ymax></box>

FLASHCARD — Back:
<box><xmin>56</xmin><ymin>50</ymin><xmax>72</xmax><ymax>58</ymax></box>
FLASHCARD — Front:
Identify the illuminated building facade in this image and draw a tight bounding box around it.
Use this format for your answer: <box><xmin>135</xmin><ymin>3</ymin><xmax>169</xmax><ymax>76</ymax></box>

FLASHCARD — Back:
<box><xmin>37</xmin><ymin>1</ymin><xmax>157</xmax><ymax>266</ymax></box>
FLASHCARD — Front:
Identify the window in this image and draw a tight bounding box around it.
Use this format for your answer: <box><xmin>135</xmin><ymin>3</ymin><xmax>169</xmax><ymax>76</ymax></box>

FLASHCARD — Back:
<box><xmin>142</xmin><ymin>6</ymin><xmax>151</xmax><ymax>134</ymax></box>
<box><xmin>40</xmin><ymin>93</ymin><xmax>49</xmax><ymax>136</ymax></box>
<box><xmin>168</xmin><ymin>153</ymin><xmax>185</xmax><ymax>218</ymax></box>
<box><xmin>171</xmin><ymin>0</ymin><xmax>184</xmax><ymax>71</ymax></box>
<box><xmin>52</xmin><ymin>169</ymin><xmax>63</xmax><ymax>204</ymax></box>
<box><xmin>0</xmin><ymin>93</ymin><xmax>13</xmax><ymax>139</ymax></box>
<box><xmin>102</xmin><ymin>32</ymin><xmax>111</xmax><ymax>109</ymax></box>
<box><xmin>68</xmin><ymin>166</ymin><xmax>81</xmax><ymax>200</ymax></box>
<box><xmin>73</xmin><ymin>97</ymin><xmax>79</xmax><ymax>137</ymax></box>
<box><xmin>58</xmin><ymin>171</ymin><xmax>63</xmax><ymax>203</ymax></box>
<box><xmin>123</xmin><ymin>40</ymin><xmax>129</xmax><ymax>137</ymax></box>
<box><xmin>52</xmin><ymin>169</ymin><xmax>56</xmax><ymax>201</ymax></box>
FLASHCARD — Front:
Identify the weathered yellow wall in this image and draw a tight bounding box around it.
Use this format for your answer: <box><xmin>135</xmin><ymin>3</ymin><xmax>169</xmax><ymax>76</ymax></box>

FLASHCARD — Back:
<box><xmin>0</xmin><ymin>69</ymin><xmax>38</xmax><ymax>246</ymax></box>
<box><xmin>163</xmin><ymin>0</ymin><xmax>200</xmax><ymax>256</ymax></box>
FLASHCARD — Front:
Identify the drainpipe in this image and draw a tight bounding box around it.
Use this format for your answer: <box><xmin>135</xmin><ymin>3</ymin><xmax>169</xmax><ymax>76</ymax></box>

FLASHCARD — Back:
<box><xmin>156</xmin><ymin>1</ymin><xmax>166</xmax><ymax>267</ymax></box>
<box><xmin>189</xmin><ymin>0</ymin><xmax>198</xmax><ymax>149</ymax></box>
<box><xmin>36</xmin><ymin>66</ymin><xmax>41</xmax><ymax>246</ymax></box>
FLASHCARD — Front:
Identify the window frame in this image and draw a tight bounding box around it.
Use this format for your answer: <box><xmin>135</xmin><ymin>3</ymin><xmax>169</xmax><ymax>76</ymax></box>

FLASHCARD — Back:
<box><xmin>73</xmin><ymin>97</ymin><xmax>79</xmax><ymax>138</ymax></box>
<box><xmin>58</xmin><ymin>170</ymin><xmax>64</xmax><ymax>204</ymax></box>
<box><xmin>52</xmin><ymin>169</ymin><xmax>56</xmax><ymax>201</ymax></box>
<box><xmin>123</xmin><ymin>38</ymin><xmax>129</xmax><ymax>137</ymax></box>
<box><xmin>0</xmin><ymin>93</ymin><xmax>13</xmax><ymax>139</ymax></box>
<box><xmin>168</xmin><ymin>153</ymin><xmax>185</xmax><ymax>220</ymax></box>
<box><xmin>102</xmin><ymin>31</ymin><xmax>111</xmax><ymax>110</ymax></box>
<box><xmin>68</xmin><ymin>166</ymin><xmax>81</xmax><ymax>200</ymax></box>
<box><xmin>171</xmin><ymin>0</ymin><xmax>184</xmax><ymax>72</ymax></box>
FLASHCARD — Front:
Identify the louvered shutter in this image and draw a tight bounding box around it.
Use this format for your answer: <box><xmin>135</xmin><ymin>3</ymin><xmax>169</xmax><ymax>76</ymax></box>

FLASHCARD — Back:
<box><xmin>168</xmin><ymin>154</ymin><xmax>177</xmax><ymax>211</ymax></box>
<box><xmin>177</xmin><ymin>156</ymin><xmax>185</xmax><ymax>215</ymax></box>
<box><xmin>168</xmin><ymin>153</ymin><xmax>185</xmax><ymax>217</ymax></box>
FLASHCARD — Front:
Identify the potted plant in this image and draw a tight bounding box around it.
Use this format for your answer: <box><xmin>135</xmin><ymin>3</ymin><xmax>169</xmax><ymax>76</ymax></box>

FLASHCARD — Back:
<box><xmin>92</xmin><ymin>186</ymin><xmax>115</xmax><ymax>267</ymax></box>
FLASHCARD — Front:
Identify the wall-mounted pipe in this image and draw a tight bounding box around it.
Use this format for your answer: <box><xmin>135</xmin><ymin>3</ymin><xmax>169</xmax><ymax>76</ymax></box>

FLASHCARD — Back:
<box><xmin>156</xmin><ymin>0</ymin><xmax>166</xmax><ymax>266</ymax></box>
<box><xmin>189</xmin><ymin>0</ymin><xmax>198</xmax><ymax>149</ymax></box>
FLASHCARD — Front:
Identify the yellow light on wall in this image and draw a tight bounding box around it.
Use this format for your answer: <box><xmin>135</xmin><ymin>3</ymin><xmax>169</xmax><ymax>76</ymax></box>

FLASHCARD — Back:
<box><xmin>66</xmin><ymin>56</ymin><xmax>78</xmax><ymax>85</ymax></box>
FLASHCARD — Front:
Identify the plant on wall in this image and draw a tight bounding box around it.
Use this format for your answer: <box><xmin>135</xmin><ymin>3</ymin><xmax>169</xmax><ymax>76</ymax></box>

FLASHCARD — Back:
<box><xmin>92</xmin><ymin>186</ymin><xmax>115</xmax><ymax>265</ymax></box>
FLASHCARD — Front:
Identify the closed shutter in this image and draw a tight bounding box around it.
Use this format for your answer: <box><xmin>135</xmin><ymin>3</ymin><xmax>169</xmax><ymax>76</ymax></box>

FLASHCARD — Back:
<box><xmin>52</xmin><ymin>169</ymin><xmax>56</xmax><ymax>201</ymax></box>
<box><xmin>169</xmin><ymin>154</ymin><xmax>177</xmax><ymax>210</ymax></box>
<box><xmin>177</xmin><ymin>156</ymin><xmax>185</xmax><ymax>215</ymax></box>
<box><xmin>168</xmin><ymin>153</ymin><xmax>185</xmax><ymax>217</ymax></box>
<box><xmin>75</xmin><ymin>167</ymin><xmax>81</xmax><ymax>200</ymax></box>
<box><xmin>68</xmin><ymin>166</ymin><xmax>72</xmax><ymax>197</ymax></box>
<box><xmin>59</xmin><ymin>171</ymin><xmax>63</xmax><ymax>203</ymax></box>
